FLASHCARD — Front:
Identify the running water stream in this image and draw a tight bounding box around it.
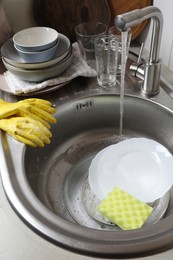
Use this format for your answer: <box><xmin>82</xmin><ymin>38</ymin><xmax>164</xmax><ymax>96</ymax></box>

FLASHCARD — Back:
<box><xmin>119</xmin><ymin>31</ymin><xmax>128</xmax><ymax>138</ymax></box>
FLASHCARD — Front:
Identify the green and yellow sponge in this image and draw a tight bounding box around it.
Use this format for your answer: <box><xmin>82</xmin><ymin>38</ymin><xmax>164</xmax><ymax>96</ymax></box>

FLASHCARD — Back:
<box><xmin>98</xmin><ymin>187</ymin><xmax>153</xmax><ymax>230</ymax></box>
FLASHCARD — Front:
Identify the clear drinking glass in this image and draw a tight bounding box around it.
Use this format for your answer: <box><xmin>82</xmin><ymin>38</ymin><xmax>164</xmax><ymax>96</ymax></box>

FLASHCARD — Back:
<box><xmin>94</xmin><ymin>35</ymin><xmax>119</xmax><ymax>88</ymax></box>
<box><xmin>75</xmin><ymin>22</ymin><xmax>107</xmax><ymax>67</ymax></box>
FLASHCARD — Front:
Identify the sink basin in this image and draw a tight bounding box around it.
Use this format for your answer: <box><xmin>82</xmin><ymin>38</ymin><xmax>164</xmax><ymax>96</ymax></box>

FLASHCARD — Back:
<box><xmin>1</xmin><ymin>93</ymin><xmax>173</xmax><ymax>258</ymax></box>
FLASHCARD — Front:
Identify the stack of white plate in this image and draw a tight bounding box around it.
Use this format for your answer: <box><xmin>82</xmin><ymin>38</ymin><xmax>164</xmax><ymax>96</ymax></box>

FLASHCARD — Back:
<box><xmin>1</xmin><ymin>33</ymin><xmax>73</xmax><ymax>82</ymax></box>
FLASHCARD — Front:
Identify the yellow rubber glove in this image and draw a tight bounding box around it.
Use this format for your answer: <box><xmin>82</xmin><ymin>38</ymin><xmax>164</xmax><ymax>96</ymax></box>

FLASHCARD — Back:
<box><xmin>0</xmin><ymin>116</ymin><xmax>52</xmax><ymax>147</ymax></box>
<box><xmin>0</xmin><ymin>98</ymin><xmax>57</xmax><ymax>128</ymax></box>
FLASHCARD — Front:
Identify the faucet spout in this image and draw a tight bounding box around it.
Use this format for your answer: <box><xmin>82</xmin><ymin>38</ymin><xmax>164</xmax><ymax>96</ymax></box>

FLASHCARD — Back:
<box><xmin>115</xmin><ymin>6</ymin><xmax>163</xmax><ymax>96</ymax></box>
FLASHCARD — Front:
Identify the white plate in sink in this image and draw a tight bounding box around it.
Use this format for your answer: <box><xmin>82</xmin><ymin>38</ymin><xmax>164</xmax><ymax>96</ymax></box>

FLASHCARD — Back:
<box><xmin>88</xmin><ymin>137</ymin><xmax>173</xmax><ymax>203</ymax></box>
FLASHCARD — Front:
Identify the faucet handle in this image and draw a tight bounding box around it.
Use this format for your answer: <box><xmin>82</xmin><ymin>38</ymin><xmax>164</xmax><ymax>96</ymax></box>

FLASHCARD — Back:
<box><xmin>137</xmin><ymin>42</ymin><xmax>144</xmax><ymax>63</ymax></box>
<box><xmin>130</xmin><ymin>43</ymin><xmax>145</xmax><ymax>80</ymax></box>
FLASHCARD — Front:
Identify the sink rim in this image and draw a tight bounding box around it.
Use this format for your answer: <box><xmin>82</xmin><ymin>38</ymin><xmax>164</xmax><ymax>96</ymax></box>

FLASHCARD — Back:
<box><xmin>1</xmin><ymin>94</ymin><xmax>173</xmax><ymax>258</ymax></box>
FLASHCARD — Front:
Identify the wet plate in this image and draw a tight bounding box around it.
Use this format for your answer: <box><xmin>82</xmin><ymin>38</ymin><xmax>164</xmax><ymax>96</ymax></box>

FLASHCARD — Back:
<box><xmin>89</xmin><ymin>138</ymin><xmax>173</xmax><ymax>203</ymax></box>
<box><xmin>64</xmin><ymin>154</ymin><xmax>170</xmax><ymax>230</ymax></box>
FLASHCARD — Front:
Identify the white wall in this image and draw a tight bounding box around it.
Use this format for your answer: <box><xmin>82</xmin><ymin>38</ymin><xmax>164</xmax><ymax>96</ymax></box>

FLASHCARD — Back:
<box><xmin>1</xmin><ymin>0</ymin><xmax>36</xmax><ymax>32</ymax></box>
<box><xmin>155</xmin><ymin>0</ymin><xmax>173</xmax><ymax>71</ymax></box>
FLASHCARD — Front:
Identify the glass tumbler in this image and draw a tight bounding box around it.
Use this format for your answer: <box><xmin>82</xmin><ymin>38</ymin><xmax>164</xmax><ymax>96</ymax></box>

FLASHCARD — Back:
<box><xmin>94</xmin><ymin>35</ymin><xmax>119</xmax><ymax>88</ymax></box>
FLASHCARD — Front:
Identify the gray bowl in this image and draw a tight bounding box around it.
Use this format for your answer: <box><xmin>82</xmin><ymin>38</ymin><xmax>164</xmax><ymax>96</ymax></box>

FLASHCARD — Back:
<box><xmin>2</xmin><ymin>47</ymin><xmax>73</xmax><ymax>82</ymax></box>
<box><xmin>14</xmin><ymin>41</ymin><xmax>59</xmax><ymax>63</ymax></box>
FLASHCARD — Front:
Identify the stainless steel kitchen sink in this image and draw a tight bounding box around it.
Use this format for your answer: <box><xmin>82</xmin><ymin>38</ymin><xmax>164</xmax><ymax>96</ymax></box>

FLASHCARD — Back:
<box><xmin>1</xmin><ymin>73</ymin><xmax>173</xmax><ymax>258</ymax></box>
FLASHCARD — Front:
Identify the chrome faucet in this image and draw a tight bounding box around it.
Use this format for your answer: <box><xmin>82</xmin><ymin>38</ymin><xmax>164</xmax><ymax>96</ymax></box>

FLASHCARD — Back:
<box><xmin>115</xmin><ymin>6</ymin><xmax>163</xmax><ymax>96</ymax></box>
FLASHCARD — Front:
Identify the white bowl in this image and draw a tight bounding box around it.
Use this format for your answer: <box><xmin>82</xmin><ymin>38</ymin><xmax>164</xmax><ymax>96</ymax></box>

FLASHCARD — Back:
<box><xmin>14</xmin><ymin>40</ymin><xmax>59</xmax><ymax>63</ymax></box>
<box><xmin>89</xmin><ymin>138</ymin><xmax>173</xmax><ymax>203</ymax></box>
<box><xmin>1</xmin><ymin>34</ymin><xmax>71</xmax><ymax>69</ymax></box>
<box><xmin>13</xmin><ymin>27</ymin><xmax>58</xmax><ymax>52</ymax></box>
